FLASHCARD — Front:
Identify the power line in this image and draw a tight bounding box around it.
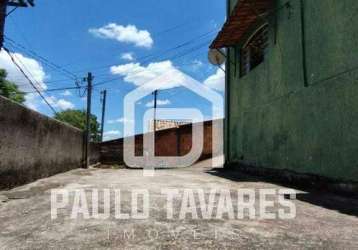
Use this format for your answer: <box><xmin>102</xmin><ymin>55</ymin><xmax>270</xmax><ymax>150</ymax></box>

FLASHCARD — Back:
<box><xmin>4</xmin><ymin>27</ymin><xmax>215</xmax><ymax>95</ymax></box>
<box><xmin>22</xmin><ymin>85</ymin><xmax>82</xmax><ymax>94</ymax></box>
<box><xmin>3</xmin><ymin>46</ymin><xmax>57</xmax><ymax>114</ymax></box>
<box><xmin>5</xmin><ymin>6</ymin><xmax>18</xmax><ymax>17</ymax></box>
<box><xmin>44</xmin><ymin>73</ymin><xmax>110</xmax><ymax>84</ymax></box>
<box><xmin>24</xmin><ymin>63</ymin><xmax>195</xmax><ymax>93</ymax></box>
<box><xmin>4</xmin><ymin>37</ymin><xmax>91</xmax><ymax>98</ymax></box>
<box><xmin>4</xmin><ymin>35</ymin><xmax>79</xmax><ymax>80</ymax></box>
<box><xmin>71</xmin><ymin>28</ymin><xmax>218</xmax><ymax>74</ymax></box>
<box><xmin>13</xmin><ymin>74</ymin><xmax>111</xmax><ymax>89</ymax></box>
<box><xmin>5</xmin><ymin>37</ymin><xmax>78</xmax><ymax>82</ymax></box>
<box><xmin>22</xmin><ymin>59</ymin><xmax>203</xmax><ymax>95</ymax></box>
<box><xmin>92</xmin><ymin>40</ymin><xmax>211</xmax><ymax>88</ymax></box>
<box><xmin>163</xmin><ymin>39</ymin><xmax>210</xmax><ymax>62</ymax></box>
<box><xmin>15</xmin><ymin>35</ymin><xmax>213</xmax><ymax>95</ymax></box>
<box><xmin>48</xmin><ymin>19</ymin><xmax>210</xmax><ymax>71</ymax></box>
<box><xmin>24</xmin><ymin>46</ymin><xmax>209</xmax><ymax>95</ymax></box>
<box><xmin>6</xmin><ymin>42</ymin><xmax>49</xmax><ymax>93</ymax></box>
<box><xmin>137</xmin><ymin>29</ymin><xmax>218</xmax><ymax>64</ymax></box>
<box><xmin>152</xmin><ymin>20</ymin><xmax>193</xmax><ymax>37</ymax></box>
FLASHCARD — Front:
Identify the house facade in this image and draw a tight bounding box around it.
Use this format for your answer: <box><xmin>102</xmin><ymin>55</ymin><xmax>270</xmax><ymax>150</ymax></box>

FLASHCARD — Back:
<box><xmin>211</xmin><ymin>0</ymin><xmax>358</xmax><ymax>182</ymax></box>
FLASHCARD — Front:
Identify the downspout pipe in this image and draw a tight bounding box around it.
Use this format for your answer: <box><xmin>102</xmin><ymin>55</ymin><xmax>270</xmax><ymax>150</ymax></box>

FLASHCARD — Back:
<box><xmin>224</xmin><ymin>0</ymin><xmax>231</xmax><ymax>167</ymax></box>
<box><xmin>300</xmin><ymin>0</ymin><xmax>309</xmax><ymax>87</ymax></box>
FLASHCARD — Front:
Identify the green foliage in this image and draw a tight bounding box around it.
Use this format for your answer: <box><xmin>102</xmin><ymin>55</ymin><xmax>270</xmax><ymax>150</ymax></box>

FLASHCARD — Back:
<box><xmin>0</xmin><ymin>69</ymin><xmax>25</xmax><ymax>104</ymax></box>
<box><xmin>54</xmin><ymin>109</ymin><xmax>101</xmax><ymax>142</ymax></box>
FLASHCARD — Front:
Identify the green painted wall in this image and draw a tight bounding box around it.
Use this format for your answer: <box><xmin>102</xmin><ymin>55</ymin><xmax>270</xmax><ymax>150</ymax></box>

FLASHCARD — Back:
<box><xmin>226</xmin><ymin>0</ymin><xmax>358</xmax><ymax>182</ymax></box>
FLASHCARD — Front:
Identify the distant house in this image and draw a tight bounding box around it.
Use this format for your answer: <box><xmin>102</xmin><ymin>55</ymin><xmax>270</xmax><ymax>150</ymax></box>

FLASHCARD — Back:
<box><xmin>148</xmin><ymin>119</ymin><xmax>190</xmax><ymax>132</ymax></box>
<box><xmin>211</xmin><ymin>0</ymin><xmax>358</xmax><ymax>183</ymax></box>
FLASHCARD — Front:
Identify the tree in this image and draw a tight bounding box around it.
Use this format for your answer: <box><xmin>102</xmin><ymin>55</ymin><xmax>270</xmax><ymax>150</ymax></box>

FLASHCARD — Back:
<box><xmin>0</xmin><ymin>69</ymin><xmax>25</xmax><ymax>104</ymax></box>
<box><xmin>54</xmin><ymin>109</ymin><xmax>101</xmax><ymax>142</ymax></box>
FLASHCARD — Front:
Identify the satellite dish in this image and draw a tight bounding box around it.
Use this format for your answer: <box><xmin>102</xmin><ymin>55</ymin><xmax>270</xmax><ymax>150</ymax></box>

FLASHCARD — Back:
<box><xmin>208</xmin><ymin>49</ymin><xmax>226</xmax><ymax>66</ymax></box>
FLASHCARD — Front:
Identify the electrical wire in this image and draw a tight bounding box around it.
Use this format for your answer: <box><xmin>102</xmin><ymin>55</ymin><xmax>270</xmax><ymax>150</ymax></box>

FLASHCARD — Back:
<box><xmin>3</xmin><ymin>47</ymin><xmax>57</xmax><ymax>114</ymax></box>
<box><xmin>6</xmin><ymin>6</ymin><xmax>18</xmax><ymax>17</ymax></box>
<box><xmin>49</xmin><ymin>19</ymin><xmax>212</xmax><ymax>70</ymax></box>
<box><xmin>6</xmin><ymin>42</ymin><xmax>48</xmax><ymax>92</ymax></box>
<box><xmin>4</xmin><ymin>37</ymin><xmax>92</xmax><ymax>97</ymax></box>
<box><xmin>92</xmin><ymin>49</ymin><xmax>209</xmax><ymax>88</ymax></box>
<box><xmin>4</xmin><ymin>36</ymin><xmax>79</xmax><ymax>80</ymax></box>
<box><xmin>23</xmin><ymin>40</ymin><xmax>211</xmax><ymax>94</ymax></box>
<box><xmin>6</xmin><ymin>26</ymin><xmax>215</xmax><ymax>97</ymax></box>
<box><xmin>22</xmin><ymin>86</ymin><xmax>82</xmax><ymax>94</ymax></box>
<box><xmin>71</xmin><ymin>28</ymin><xmax>218</xmax><ymax>74</ymax></box>
<box><xmin>23</xmin><ymin>60</ymin><xmax>201</xmax><ymax>94</ymax></box>
<box><xmin>3</xmin><ymin>26</ymin><xmax>217</xmax><ymax>96</ymax></box>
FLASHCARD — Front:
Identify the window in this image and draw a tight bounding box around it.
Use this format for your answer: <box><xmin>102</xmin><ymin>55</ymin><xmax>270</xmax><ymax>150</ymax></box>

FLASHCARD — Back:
<box><xmin>240</xmin><ymin>25</ymin><xmax>269</xmax><ymax>77</ymax></box>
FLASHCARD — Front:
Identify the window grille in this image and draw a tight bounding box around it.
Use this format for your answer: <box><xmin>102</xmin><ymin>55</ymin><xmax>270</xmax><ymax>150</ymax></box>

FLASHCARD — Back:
<box><xmin>240</xmin><ymin>25</ymin><xmax>269</xmax><ymax>77</ymax></box>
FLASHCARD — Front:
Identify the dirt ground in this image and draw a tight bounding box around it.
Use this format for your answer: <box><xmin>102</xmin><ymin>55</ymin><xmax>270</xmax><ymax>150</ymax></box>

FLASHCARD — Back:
<box><xmin>1</xmin><ymin>159</ymin><xmax>358</xmax><ymax>249</ymax></box>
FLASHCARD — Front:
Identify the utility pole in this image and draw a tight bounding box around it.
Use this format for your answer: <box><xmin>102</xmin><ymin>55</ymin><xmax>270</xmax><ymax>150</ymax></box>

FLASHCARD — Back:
<box><xmin>100</xmin><ymin>89</ymin><xmax>107</xmax><ymax>142</ymax></box>
<box><xmin>0</xmin><ymin>0</ymin><xmax>35</xmax><ymax>49</ymax></box>
<box><xmin>153</xmin><ymin>90</ymin><xmax>158</xmax><ymax>132</ymax></box>
<box><xmin>84</xmin><ymin>72</ymin><xmax>93</xmax><ymax>168</ymax></box>
<box><xmin>0</xmin><ymin>0</ymin><xmax>9</xmax><ymax>48</ymax></box>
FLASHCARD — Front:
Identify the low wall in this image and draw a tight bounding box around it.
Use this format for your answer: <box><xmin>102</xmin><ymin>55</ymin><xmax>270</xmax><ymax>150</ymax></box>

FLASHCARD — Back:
<box><xmin>0</xmin><ymin>96</ymin><xmax>85</xmax><ymax>189</ymax></box>
<box><xmin>100</xmin><ymin>120</ymin><xmax>220</xmax><ymax>166</ymax></box>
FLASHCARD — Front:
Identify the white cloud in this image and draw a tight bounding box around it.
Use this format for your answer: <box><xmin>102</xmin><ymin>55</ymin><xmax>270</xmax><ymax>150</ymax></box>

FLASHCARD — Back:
<box><xmin>203</xmin><ymin>67</ymin><xmax>225</xmax><ymax>92</ymax></box>
<box><xmin>107</xmin><ymin>117</ymin><xmax>134</xmax><ymax>124</ymax></box>
<box><xmin>103</xmin><ymin>130</ymin><xmax>121</xmax><ymax>141</ymax></box>
<box><xmin>89</xmin><ymin>23</ymin><xmax>153</xmax><ymax>48</ymax></box>
<box><xmin>145</xmin><ymin>99</ymin><xmax>171</xmax><ymax>108</ymax></box>
<box><xmin>0</xmin><ymin>49</ymin><xmax>77</xmax><ymax>113</ymax></box>
<box><xmin>44</xmin><ymin>96</ymin><xmax>75</xmax><ymax>110</ymax></box>
<box><xmin>121</xmin><ymin>52</ymin><xmax>135</xmax><ymax>61</ymax></box>
<box><xmin>0</xmin><ymin>49</ymin><xmax>47</xmax><ymax>91</ymax></box>
<box><xmin>110</xmin><ymin>60</ymin><xmax>186</xmax><ymax>91</ymax></box>
<box><xmin>55</xmin><ymin>99</ymin><xmax>75</xmax><ymax>110</ymax></box>
<box><xmin>0</xmin><ymin>49</ymin><xmax>47</xmax><ymax>111</ymax></box>
<box><xmin>104</xmin><ymin>130</ymin><xmax>121</xmax><ymax>136</ymax></box>
<box><xmin>61</xmin><ymin>90</ymin><xmax>72</xmax><ymax>96</ymax></box>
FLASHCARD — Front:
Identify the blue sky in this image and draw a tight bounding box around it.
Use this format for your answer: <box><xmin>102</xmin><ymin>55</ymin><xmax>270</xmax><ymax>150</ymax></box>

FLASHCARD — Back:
<box><xmin>0</xmin><ymin>0</ymin><xmax>226</xmax><ymax>140</ymax></box>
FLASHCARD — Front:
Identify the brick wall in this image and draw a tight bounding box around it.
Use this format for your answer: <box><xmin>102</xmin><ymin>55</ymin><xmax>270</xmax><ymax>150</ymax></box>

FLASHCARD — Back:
<box><xmin>100</xmin><ymin>119</ymin><xmax>221</xmax><ymax>166</ymax></box>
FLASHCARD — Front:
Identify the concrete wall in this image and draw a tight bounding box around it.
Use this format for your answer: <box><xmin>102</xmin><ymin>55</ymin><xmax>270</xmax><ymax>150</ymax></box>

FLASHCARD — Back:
<box><xmin>100</xmin><ymin>120</ymin><xmax>218</xmax><ymax>165</ymax></box>
<box><xmin>89</xmin><ymin>142</ymin><xmax>101</xmax><ymax>165</ymax></box>
<box><xmin>0</xmin><ymin>96</ymin><xmax>85</xmax><ymax>189</ymax></box>
<box><xmin>226</xmin><ymin>0</ymin><xmax>358</xmax><ymax>182</ymax></box>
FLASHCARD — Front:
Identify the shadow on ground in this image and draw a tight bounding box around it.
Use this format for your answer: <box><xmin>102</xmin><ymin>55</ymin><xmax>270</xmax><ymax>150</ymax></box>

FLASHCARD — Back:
<box><xmin>207</xmin><ymin>168</ymin><xmax>358</xmax><ymax>218</ymax></box>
